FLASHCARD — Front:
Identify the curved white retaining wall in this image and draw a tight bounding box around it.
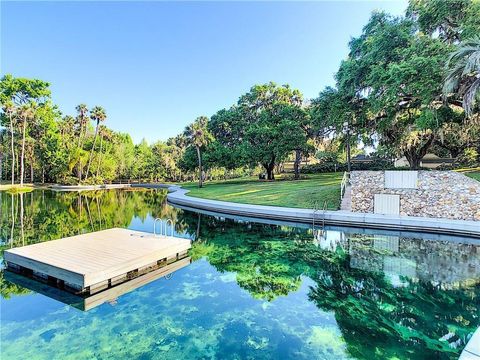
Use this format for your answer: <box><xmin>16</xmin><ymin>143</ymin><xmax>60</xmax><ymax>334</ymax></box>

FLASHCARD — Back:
<box><xmin>133</xmin><ymin>184</ymin><xmax>480</xmax><ymax>239</ymax></box>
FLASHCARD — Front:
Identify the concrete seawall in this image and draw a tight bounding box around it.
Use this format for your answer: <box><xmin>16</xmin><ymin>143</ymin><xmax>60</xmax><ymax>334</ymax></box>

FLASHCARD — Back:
<box><xmin>133</xmin><ymin>184</ymin><xmax>480</xmax><ymax>239</ymax></box>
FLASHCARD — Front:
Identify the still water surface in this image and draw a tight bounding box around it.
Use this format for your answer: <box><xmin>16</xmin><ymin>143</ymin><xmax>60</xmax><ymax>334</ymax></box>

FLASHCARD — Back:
<box><xmin>1</xmin><ymin>189</ymin><xmax>479</xmax><ymax>359</ymax></box>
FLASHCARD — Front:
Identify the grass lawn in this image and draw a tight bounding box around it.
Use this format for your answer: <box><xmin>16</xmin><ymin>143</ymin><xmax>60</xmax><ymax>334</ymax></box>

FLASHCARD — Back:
<box><xmin>182</xmin><ymin>173</ymin><xmax>343</xmax><ymax>209</ymax></box>
<box><xmin>0</xmin><ymin>184</ymin><xmax>35</xmax><ymax>193</ymax></box>
<box><xmin>465</xmin><ymin>171</ymin><xmax>480</xmax><ymax>182</ymax></box>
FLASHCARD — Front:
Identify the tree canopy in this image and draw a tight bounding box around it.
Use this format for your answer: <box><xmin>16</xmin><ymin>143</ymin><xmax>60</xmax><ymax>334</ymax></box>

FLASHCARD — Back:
<box><xmin>1</xmin><ymin>0</ymin><xmax>479</xmax><ymax>182</ymax></box>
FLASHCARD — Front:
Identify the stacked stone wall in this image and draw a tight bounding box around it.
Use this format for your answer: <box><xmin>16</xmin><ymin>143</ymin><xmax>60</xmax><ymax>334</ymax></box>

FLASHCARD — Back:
<box><xmin>350</xmin><ymin>171</ymin><xmax>480</xmax><ymax>221</ymax></box>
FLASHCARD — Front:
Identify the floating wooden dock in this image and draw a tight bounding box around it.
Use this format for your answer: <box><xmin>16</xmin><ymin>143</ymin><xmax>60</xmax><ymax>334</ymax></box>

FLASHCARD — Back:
<box><xmin>4</xmin><ymin>228</ymin><xmax>191</xmax><ymax>295</ymax></box>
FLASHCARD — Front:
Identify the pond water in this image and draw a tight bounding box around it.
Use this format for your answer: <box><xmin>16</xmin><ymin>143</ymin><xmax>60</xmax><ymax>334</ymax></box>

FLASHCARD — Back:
<box><xmin>1</xmin><ymin>189</ymin><xmax>479</xmax><ymax>359</ymax></box>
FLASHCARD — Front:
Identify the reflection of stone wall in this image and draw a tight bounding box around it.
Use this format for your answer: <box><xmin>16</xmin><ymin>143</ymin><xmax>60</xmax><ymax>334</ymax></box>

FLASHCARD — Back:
<box><xmin>350</xmin><ymin>171</ymin><xmax>480</xmax><ymax>221</ymax></box>
<box><xmin>345</xmin><ymin>234</ymin><xmax>480</xmax><ymax>288</ymax></box>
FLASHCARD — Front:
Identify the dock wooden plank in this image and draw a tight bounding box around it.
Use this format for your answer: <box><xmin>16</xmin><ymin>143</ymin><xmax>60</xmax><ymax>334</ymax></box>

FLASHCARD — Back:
<box><xmin>4</xmin><ymin>228</ymin><xmax>191</xmax><ymax>289</ymax></box>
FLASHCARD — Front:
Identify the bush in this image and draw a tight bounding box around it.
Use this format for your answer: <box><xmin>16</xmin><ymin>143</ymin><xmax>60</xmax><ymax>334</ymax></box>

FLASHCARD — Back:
<box><xmin>457</xmin><ymin>148</ymin><xmax>479</xmax><ymax>167</ymax></box>
<box><xmin>300</xmin><ymin>158</ymin><xmax>394</xmax><ymax>174</ymax></box>
<box><xmin>315</xmin><ymin>151</ymin><xmax>338</xmax><ymax>163</ymax></box>
<box><xmin>61</xmin><ymin>176</ymin><xmax>80</xmax><ymax>185</ymax></box>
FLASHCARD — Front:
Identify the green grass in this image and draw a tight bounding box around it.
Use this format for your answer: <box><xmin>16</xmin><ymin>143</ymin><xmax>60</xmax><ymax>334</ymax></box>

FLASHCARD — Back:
<box><xmin>182</xmin><ymin>173</ymin><xmax>343</xmax><ymax>209</ymax></box>
<box><xmin>455</xmin><ymin>167</ymin><xmax>480</xmax><ymax>182</ymax></box>
<box><xmin>0</xmin><ymin>184</ymin><xmax>35</xmax><ymax>193</ymax></box>
<box><xmin>465</xmin><ymin>171</ymin><xmax>480</xmax><ymax>182</ymax></box>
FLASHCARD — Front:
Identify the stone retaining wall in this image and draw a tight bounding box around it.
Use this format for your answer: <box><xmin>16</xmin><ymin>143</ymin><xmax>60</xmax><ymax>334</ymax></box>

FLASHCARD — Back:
<box><xmin>350</xmin><ymin>171</ymin><xmax>480</xmax><ymax>221</ymax></box>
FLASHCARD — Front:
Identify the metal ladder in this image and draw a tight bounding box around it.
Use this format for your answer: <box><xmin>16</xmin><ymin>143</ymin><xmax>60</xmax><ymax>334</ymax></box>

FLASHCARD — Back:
<box><xmin>153</xmin><ymin>218</ymin><xmax>175</xmax><ymax>237</ymax></box>
<box><xmin>152</xmin><ymin>218</ymin><xmax>177</xmax><ymax>281</ymax></box>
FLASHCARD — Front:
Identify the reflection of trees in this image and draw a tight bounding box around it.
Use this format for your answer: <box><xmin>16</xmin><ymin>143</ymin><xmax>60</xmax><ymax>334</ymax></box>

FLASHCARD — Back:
<box><xmin>0</xmin><ymin>270</ymin><xmax>30</xmax><ymax>299</ymax></box>
<box><xmin>178</xmin><ymin>212</ymin><xmax>480</xmax><ymax>359</ymax></box>
<box><xmin>0</xmin><ymin>188</ymin><xmax>186</xmax><ymax>299</ymax></box>
<box><xmin>0</xmin><ymin>188</ymin><xmax>179</xmax><ymax>251</ymax></box>
<box><xmin>307</xmin><ymin>234</ymin><xmax>480</xmax><ymax>359</ymax></box>
<box><xmin>181</xmin><ymin>214</ymin><xmax>334</xmax><ymax>301</ymax></box>
<box><xmin>308</xmin><ymin>260</ymin><xmax>479</xmax><ymax>359</ymax></box>
<box><xmin>2</xmin><ymin>194</ymin><xmax>479</xmax><ymax>359</ymax></box>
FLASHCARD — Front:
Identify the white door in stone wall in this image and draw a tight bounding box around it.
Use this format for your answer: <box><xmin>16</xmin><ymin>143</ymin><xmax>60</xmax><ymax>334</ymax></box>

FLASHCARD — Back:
<box><xmin>374</xmin><ymin>194</ymin><xmax>400</xmax><ymax>215</ymax></box>
<box><xmin>385</xmin><ymin>171</ymin><xmax>418</xmax><ymax>189</ymax></box>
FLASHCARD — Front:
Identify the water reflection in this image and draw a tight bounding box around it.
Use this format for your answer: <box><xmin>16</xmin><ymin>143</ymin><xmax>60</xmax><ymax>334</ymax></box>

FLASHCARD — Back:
<box><xmin>182</xmin><ymin>212</ymin><xmax>480</xmax><ymax>358</ymax></box>
<box><xmin>1</xmin><ymin>189</ymin><xmax>479</xmax><ymax>359</ymax></box>
<box><xmin>0</xmin><ymin>188</ymin><xmax>186</xmax><ymax>249</ymax></box>
<box><xmin>5</xmin><ymin>256</ymin><xmax>192</xmax><ymax>311</ymax></box>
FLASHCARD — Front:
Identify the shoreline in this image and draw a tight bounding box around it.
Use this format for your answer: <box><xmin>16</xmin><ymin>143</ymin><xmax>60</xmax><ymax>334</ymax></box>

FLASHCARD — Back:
<box><xmin>133</xmin><ymin>183</ymin><xmax>480</xmax><ymax>239</ymax></box>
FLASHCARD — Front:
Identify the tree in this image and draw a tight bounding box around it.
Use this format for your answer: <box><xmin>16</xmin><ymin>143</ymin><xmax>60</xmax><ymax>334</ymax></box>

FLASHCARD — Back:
<box><xmin>132</xmin><ymin>139</ymin><xmax>154</xmax><ymax>181</ymax></box>
<box><xmin>333</xmin><ymin>11</ymin><xmax>452</xmax><ymax>168</ymax></box>
<box><xmin>275</xmin><ymin>104</ymin><xmax>312</xmax><ymax>179</ymax></box>
<box><xmin>0</xmin><ymin>75</ymin><xmax>50</xmax><ymax>183</ymax></box>
<box><xmin>444</xmin><ymin>37</ymin><xmax>480</xmax><ymax>117</ymax></box>
<box><xmin>407</xmin><ymin>0</ymin><xmax>480</xmax><ymax>43</ymax></box>
<box><xmin>75</xmin><ymin>104</ymin><xmax>89</xmax><ymax>147</ymax></box>
<box><xmin>2</xmin><ymin>101</ymin><xmax>16</xmax><ymax>184</ymax></box>
<box><xmin>209</xmin><ymin>83</ymin><xmax>305</xmax><ymax>180</ymax></box>
<box><xmin>0</xmin><ymin>129</ymin><xmax>5</xmax><ymax>182</ymax></box>
<box><xmin>96</xmin><ymin>125</ymin><xmax>113</xmax><ymax>178</ymax></box>
<box><xmin>85</xmin><ymin>106</ymin><xmax>106</xmax><ymax>181</ymax></box>
<box><xmin>311</xmin><ymin>87</ymin><xmax>367</xmax><ymax>171</ymax></box>
<box><xmin>113</xmin><ymin>133</ymin><xmax>135</xmax><ymax>182</ymax></box>
<box><xmin>183</xmin><ymin>116</ymin><xmax>213</xmax><ymax>188</ymax></box>
<box><xmin>18</xmin><ymin>102</ymin><xmax>36</xmax><ymax>186</ymax></box>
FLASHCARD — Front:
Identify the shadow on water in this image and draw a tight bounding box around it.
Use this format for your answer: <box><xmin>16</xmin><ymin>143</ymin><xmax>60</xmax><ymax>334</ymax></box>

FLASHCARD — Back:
<box><xmin>0</xmin><ymin>189</ymin><xmax>479</xmax><ymax>359</ymax></box>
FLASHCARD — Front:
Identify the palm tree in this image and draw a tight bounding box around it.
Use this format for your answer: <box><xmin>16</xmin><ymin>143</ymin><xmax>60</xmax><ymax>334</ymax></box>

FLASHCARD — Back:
<box><xmin>18</xmin><ymin>102</ymin><xmax>36</xmax><ymax>186</ymax></box>
<box><xmin>75</xmin><ymin>104</ymin><xmax>89</xmax><ymax>148</ymax></box>
<box><xmin>2</xmin><ymin>101</ymin><xmax>16</xmax><ymax>184</ymax></box>
<box><xmin>96</xmin><ymin>125</ymin><xmax>111</xmax><ymax>178</ymax></box>
<box><xmin>0</xmin><ymin>130</ymin><xmax>5</xmax><ymax>182</ymax></box>
<box><xmin>25</xmin><ymin>137</ymin><xmax>35</xmax><ymax>183</ymax></box>
<box><xmin>183</xmin><ymin>116</ymin><xmax>213</xmax><ymax>188</ymax></box>
<box><xmin>85</xmin><ymin>106</ymin><xmax>106</xmax><ymax>181</ymax></box>
<box><xmin>444</xmin><ymin>37</ymin><xmax>480</xmax><ymax>117</ymax></box>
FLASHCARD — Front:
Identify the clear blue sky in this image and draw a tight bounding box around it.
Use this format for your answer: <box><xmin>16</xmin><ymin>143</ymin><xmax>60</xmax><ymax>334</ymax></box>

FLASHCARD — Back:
<box><xmin>1</xmin><ymin>1</ymin><xmax>407</xmax><ymax>144</ymax></box>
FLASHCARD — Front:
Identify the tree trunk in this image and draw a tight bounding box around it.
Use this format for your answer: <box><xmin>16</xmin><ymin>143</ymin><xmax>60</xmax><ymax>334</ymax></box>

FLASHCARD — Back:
<box><xmin>0</xmin><ymin>153</ymin><xmax>3</xmax><ymax>182</ymax></box>
<box><xmin>196</xmin><ymin>213</ymin><xmax>202</xmax><ymax>241</ymax></box>
<box><xmin>77</xmin><ymin>123</ymin><xmax>83</xmax><ymax>148</ymax></box>
<box><xmin>404</xmin><ymin>134</ymin><xmax>435</xmax><ymax>170</ymax></box>
<box><xmin>404</xmin><ymin>154</ymin><xmax>422</xmax><ymax>169</ymax></box>
<box><xmin>77</xmin><ymin>162</ymin><xmax>82</xmax><ymax>182</ymax></box>
<box><xmin>449</xmin><ymin>148</ymin><xmax>461</xmax><ymax>158</ymax></box>
<box><xmin>96</xmin><ymin>134</ymin><xmax>103</xmax><ymax>178</ymax></box>
<box><xmin>30</xmin><ymin>162</ymin><xmax>33</xmax><ymax>183</ymax></box>
<box><xmin>85</xmin><ymin>122</ymin><xmax>99</xmax><ymax>181</ymax></box>
<box><xmin>294</xmin><ymin>149</ymin><xmax>302</xmax><ymax>180</ymax></box>
<box><xmin>9</xmin><ymin>114</ymin><xmax>15</xmax><ymax>185</ymax></box>
<box><xmin>10</xmin><ymin>194</ymin><xmax>15</xmax><ymax>247</ymax></box>
<box><xmin>196</xmin><ymin>146</ymin><xmax>203</xmax><ymax>188</ymax></box>
<box><xmin>264</xmin><ymin>156</ymin><xmax>276</xmax><ymax>180</ymax></box>
<box><xmin>20</xmin><ymin>118</ymin><xmax>26</xmax><ymax>186</ymax></box>
<box><xmin>20</xmin><ymin>192</ymin><xmax>24</xmax><ymax>246</ymax></box>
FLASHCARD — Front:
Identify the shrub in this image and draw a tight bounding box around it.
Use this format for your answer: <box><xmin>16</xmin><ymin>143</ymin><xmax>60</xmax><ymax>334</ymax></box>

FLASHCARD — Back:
<box><xmin>457</xmin><ymin>148</ymin><xmax>479</xmax><ymax>167</ymax></box>
<box><xmin>300</xmin><ymin>158</ymin><xmax>394</xmax><ymax>173</ymax></box>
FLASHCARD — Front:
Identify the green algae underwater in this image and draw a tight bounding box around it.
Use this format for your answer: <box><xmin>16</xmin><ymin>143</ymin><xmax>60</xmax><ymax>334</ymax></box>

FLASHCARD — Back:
<box><xmin>1</xmin><ymin>189</ymin><xmax>479</xmax><ymax>359</ymax></box>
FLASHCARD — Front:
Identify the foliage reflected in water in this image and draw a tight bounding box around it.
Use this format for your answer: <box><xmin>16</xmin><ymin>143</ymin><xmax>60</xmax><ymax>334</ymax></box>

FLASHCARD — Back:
<box><xmin>184</xmin><ymin>213</ymin><xmax>480</xmax><ymax>359</ymax></box>
<box><xmin>0</xmin><ymin>189</ymin><xmax>186</xmax><ymax>300</ymax></box>
<box><xmin>0</xmin><ymin>188</ymin><xmax>182</xmax><ymax>249</ymax></box>
<box><xmin>0</xmin><ymin>190</ymin><xmax>479</xmax><ymax>359</ymax></box>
